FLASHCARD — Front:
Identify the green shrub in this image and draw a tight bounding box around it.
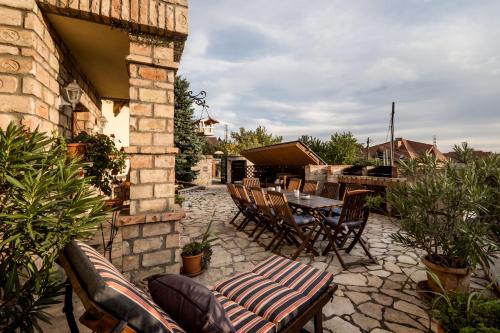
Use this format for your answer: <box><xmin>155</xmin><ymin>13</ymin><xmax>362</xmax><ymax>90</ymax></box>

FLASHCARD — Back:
<box><xmin>432</xmin><ymin>291</ymin><xmax>500</xmax><ymax>332</ymax></box>
<box><xmin>0</xmin><ymin>123</ymin><xmax>106</xmax><ymax>332</ymax></box>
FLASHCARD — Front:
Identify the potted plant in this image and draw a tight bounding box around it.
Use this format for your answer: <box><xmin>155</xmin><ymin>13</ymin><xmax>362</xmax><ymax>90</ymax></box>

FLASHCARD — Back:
<box><xmin>0</xmin><ymin>122</ymin><xmax>106</xmax><ymax>332</ymax></box>
<box><xmin>66</xmin><ymin>141</ymin><xmax>87</xmax><ymax>158</ymax></box>
<box><xmin>387</xmin><ymin>147</ymin><xmax>499</xmax><ymax>293</ymax></box>
<box><xmin>69</xmin><ymin>132</ymin><xmax>126</xmax><ymax>197</ymax></box>
<box><xmin>181</xmin><ymin>219</ymin><xmax>217</xmax><ymax>276</ymax></box>
<box><xmin>430</xmin><ymin>272</ymin><xmax>500</xmax><ymax>333</ymax></box>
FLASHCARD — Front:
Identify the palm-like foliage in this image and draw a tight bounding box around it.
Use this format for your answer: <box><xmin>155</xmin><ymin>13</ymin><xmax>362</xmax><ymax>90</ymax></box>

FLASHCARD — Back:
<box><xmin>0</xmin><ymin>123</ymin><xmax>106</xmax><ymax>332</ymax></box>
<box><xmin>388</xmin><ymin>150</ymin><xmax>499</xmax><ymax>269</ymax></box>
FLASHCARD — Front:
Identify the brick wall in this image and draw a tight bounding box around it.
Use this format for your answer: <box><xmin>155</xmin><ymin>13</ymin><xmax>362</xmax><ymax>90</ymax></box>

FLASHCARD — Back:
<box><xmin>0</xmin><ymin>0</ymin><xmax>102</xmax><ymax>136</ymax></box>
<box><xmin>35</xmin><ymin>0</ymin><xmax>188</xmax><ymax>37</ymax></box>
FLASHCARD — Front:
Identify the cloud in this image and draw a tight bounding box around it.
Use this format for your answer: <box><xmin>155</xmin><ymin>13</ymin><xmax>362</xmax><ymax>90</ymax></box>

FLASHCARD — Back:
<box><xmin>180</xmin><ymin>0</ymin><xmax>500</xmax><ymax>152</ymax></box>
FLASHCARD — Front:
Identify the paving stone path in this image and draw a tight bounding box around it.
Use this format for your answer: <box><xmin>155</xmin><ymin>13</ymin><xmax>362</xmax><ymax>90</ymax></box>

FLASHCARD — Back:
<box><xmin>181</xmin><ymin>185</ymin><xmax>491</xmax><ymax>333</ymax></box>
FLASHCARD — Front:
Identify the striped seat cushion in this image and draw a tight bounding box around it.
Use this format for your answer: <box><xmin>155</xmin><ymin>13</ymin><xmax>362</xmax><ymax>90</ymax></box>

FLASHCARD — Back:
<box><xmin>213</xmin><ymin>272</ymin><xmax>310</xmax><ymax>331</ymax></box>
<box><xmin>252</xmin><ymin>255</ymin><xmax>334</xmax><ymax>302</ymax></box>
<box><xmin>64</xmin><ymin>240</ymin><xmax>185</xmax><ymax>333</ymax></box>
<box><xmin>214</xmin><ymin>292</ymin><xmax>276</xmax><ymax>333</ymax></box>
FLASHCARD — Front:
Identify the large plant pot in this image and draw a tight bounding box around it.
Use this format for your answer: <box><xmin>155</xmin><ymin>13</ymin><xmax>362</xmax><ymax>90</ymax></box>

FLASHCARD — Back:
<box><xmin>422</xmin><ymin>256</ymin><xmax>471</xmax><ymax>293</ymax></box>
<box><xmin>67</xmin><ymin>143</ymin><xmax>86</xmax><ymax>158</ymax></box>
<box><xmin>181</xmin><ymin>253</ymin><xmax>203</xmax><ymax>276</ymax></box>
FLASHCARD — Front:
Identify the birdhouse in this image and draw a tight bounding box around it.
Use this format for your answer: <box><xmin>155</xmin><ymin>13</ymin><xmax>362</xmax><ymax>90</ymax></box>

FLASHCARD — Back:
<box><xmin>195</xmin><ymin>116</ymin><xmax>219</xmax><ymax>137</ymax></box>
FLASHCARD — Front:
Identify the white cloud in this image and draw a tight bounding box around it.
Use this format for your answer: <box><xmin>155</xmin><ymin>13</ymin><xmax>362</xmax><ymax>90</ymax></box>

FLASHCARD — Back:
<box><xmin>180</xmin><ymin>0</ymin><xmax>500</xmax><ymax>152</ymax></box>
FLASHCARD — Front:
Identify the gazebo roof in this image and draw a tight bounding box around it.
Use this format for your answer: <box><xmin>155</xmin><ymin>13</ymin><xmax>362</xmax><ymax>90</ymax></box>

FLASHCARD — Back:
<box><xmin>241</xmin><ymin>141</ymin><xmax>326</xmax><ymax>166</ymax></box>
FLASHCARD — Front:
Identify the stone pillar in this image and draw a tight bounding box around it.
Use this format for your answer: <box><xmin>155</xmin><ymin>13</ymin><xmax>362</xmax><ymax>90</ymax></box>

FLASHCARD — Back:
<box><xmin>121</xmin><ymin>39</ymin><xmax>184</xmax><ymax>282</ymax></box>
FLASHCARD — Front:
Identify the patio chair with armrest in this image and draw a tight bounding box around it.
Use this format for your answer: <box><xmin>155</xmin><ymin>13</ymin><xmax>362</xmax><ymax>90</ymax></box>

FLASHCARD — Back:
<box><xmin>234</xmin><ymin>184</ymin><xmax>260</xmax><ymax>232</ymax></box>
<box><xmin>249</xmin><ymin>187</ymin><xmax>282</xmax><ymax>247</ymax></box>
<box><xmin>227</xmin><ymin>183</ymin><xmax>245</xmax><ymax>225</ymax></box>
<box><xmin>243</xmin><ymin>177</ymin><xmax>261</xmax><ymax>188</ymax></box>
<box><xmin>267</xmin><ymin>190</ymin><xmax>320</xmax><ymax>259</ymax></box>
<box><xmin>302</xmin><ymin>180</ymin><xmax>319</xmax><ymax>195</ymax></box>
<box><xmin>321</xmin><ymin>189</ymin><xmax>377</xmax><ymax>269</ymax></box>
<box><xmin>286</xmin><ymin>178</ymin><xmax>302</xmax><ymax>192</ymax></box>
<box><xmin>59</xmin><ymin>240</ymin><xmax>337</xmax><ymax>333</ymax></box>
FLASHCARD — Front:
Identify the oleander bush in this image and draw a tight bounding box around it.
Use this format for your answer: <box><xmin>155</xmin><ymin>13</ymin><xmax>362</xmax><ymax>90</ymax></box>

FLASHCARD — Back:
<box><xmin>0</xmin><ymin>122</ymin><xmax>106</xmax><ymax>332</ymax></box>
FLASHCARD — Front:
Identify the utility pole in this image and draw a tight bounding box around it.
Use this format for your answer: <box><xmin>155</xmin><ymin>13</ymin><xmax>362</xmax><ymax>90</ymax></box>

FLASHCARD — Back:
<box><xmin>433</xmin><ymin>135</ymin><xmax>437</xmax><ymax>147</ymax></box>
<box><xmin>390</xmin><ymin>102</ymin><xmax>395</xmax><ymax>166</ymax></box>
<box><xmin>366</xmin><ymin>137</ymin><xmax>370</xmax><ymax>160</ymax></box>
<box><xmin>223</xmin><ymin>124</ymin><xmax>228</xmax><ymax>183</ymax></box>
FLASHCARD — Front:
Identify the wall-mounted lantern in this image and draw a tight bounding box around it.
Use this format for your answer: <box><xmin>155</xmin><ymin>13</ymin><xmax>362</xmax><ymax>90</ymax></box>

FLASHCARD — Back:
<box><xmin>63</xmin><ymin>80</ymin><xmax>83</xmax><ymax>110</ymax></box>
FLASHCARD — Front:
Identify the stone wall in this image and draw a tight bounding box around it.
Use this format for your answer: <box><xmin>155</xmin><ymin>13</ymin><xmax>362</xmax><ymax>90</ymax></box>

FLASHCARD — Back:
<box><xmin>191</xmin><ymin>155</ymin><xmax>213</xmax><ymax>187</ymax></box>
<box><xmin>0</xmin><ymin>0</ymin><xmax>102</xmax><ymax>136</ymax></box>
<box><xmin>305</xmin><ymin>164</ymin><xmax>352</xmax><ymax>189</ymax></box>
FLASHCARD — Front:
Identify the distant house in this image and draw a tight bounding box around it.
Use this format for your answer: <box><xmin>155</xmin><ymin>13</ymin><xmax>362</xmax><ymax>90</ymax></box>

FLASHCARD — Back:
<box><xmin>444</xmin><ymin>150</ymin><xmax>493</xmax><ymax>162</ymax></box>
<box><xmin>364</xmin><ymin>138</ymin><xmax>447</xmax><ymax>162</ymax></box>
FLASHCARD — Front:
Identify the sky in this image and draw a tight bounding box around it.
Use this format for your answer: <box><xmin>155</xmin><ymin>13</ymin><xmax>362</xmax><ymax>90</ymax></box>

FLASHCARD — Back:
<box><xmin>179</xmin><ymin>0</ymin><xmax>500</xmax><ymax>153</ymax></box>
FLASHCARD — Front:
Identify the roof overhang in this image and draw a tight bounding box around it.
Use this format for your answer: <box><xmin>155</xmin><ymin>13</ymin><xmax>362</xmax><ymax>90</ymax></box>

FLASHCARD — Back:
<box><xmin>241</xmin><ymin>141</ymin><xmax>326</xmax><ymax>166</ymax></box>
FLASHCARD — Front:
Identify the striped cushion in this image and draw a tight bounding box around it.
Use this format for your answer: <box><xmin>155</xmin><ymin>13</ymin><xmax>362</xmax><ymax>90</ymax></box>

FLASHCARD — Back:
<box><xmin>252</xmin><ymin>255</ymin><xmax>334</xmax><ymax>302</ymax></box>
<box><xmin>213</xmin><ymin>272</ymin><xmax>310</xmax><ymax>331</ymax></box>
<box><xmin>214</xmin><ymin>292</ymin><xmax>276</xmax><ymax>333</ymax></box>
<box><xmin>64</xmin><ymin>240</ymin><xmax>185</xmax><ymax>333</ymax></box>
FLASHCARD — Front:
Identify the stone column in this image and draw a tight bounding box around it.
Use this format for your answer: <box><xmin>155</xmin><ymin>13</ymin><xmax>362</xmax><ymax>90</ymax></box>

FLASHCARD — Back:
<box><xmin>120</xmin><ymin>39</ymin><xmax>183</xmax><ymax>282</ymax></box>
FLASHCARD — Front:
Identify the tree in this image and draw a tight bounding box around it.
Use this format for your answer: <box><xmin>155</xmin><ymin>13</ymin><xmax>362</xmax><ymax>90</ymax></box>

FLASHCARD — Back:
<box><xmin>230</xmin><ymin>126</ymin><xmax>282</xmax><ymax>153</ymax></box>
<box><xmin>299</xmin><ymin>132</ymin><xmax>362</xmax><ymax>164</ymax></box>
<box><xmin>174</xmin><ymin>76</ymin><xmax>203</xmax><ymax>182</ymax></box>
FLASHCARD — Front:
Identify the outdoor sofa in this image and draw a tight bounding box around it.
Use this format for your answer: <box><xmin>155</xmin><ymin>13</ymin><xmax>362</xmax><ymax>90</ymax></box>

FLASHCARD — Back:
<box><xmin>59</xmin><ymin>240</ymin><xmax>337</xmax><ymax>333</ymax></box>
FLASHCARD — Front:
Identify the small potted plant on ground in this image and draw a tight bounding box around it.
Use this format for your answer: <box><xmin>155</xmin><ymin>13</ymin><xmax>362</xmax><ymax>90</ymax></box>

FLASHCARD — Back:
<box><xmin>387</xmin><ymin>147</ymin><xmax>499</xmax><ymax>293</ymax></box>
<box><xmin>69</xmin><ymin>132</ymin><xmax>126</xmax><ymax>198</ymax></box>
<box><xmin>181</xmin><ymin>220</ymin><xmax>216</xmax><ymax>276</ymax></box>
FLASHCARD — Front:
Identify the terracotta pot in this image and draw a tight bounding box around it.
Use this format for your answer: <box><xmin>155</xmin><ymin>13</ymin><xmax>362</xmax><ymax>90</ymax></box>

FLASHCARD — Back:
<box><xmin>67</xmin><ymin>143</ymin><xmax>86</xmax><ymax>158</ymax></box>
<box><xmin>182</xmin><ymin>253</ymin><xmax>203</xmax><ymax>275</ymax></box>
<box><xmin>421</xmin><ymin>256</ymin><xmax>471</xmax><ymax>293</ymax></box>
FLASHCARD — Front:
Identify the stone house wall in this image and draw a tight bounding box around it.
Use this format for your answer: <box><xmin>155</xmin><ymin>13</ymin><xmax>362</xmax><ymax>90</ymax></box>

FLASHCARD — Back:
<box><xmin>0</xmin><ymin>0</ymin><xmax>102</xmax><ymax>136</ymax></box>
<box><xmin>191</xmin><ymin>155</ymin><xmax>213</xmax><ymax>187</ymax></box>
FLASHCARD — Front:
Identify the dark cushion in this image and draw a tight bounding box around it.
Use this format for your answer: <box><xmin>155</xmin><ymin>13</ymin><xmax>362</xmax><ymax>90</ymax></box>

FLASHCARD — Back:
<box><xmin>293</xmin><ymin>214</ymin><xmax>315</xmax><ymax>226</ymax></box>
<box><xmin>148</xmin><ymin>274</ymin><xmax>235</xmax><ymax>333</ymax></box>
<box><xmin>64</xmin><ymin>240</ymin><xmax>184</xmax><ymax>333</ymax></box>
<box><xmin>324</xmin><ymin>216</ymin><xmax>363</xmax><ymax>228</ymax></box>
<box><xmin>319</xmin><ymin>207</ymin><xmax>342</xmax><ymax>216</ymax></box>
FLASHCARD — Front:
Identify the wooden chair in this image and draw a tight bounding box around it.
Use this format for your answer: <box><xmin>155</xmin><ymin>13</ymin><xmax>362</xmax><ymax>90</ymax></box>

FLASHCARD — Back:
<box><xmin>287</xmin><ymin>178</ymin><xmax>302</xmax><ymax>191</ymax></box>
<box><xmin>227</xmin><ymin>183</ymin><xmax>244</xmax><ymax>225</ymax></box>
<box><xmin>234</xmin><ymin>184</ymin><xmax>260</xmax><ymax>232</ymax></box>
<box><xmin>302</xmin><ymin>180</ymin><xmax>319</xmax><ymax>195</ymax></box>
<box><xmin>321</xmin><ymin>190</ymin><xmax>376</xmax><ymax>269</ymax></box>
<box><xmin>250</xmin><ymin>187</ymin><xmax>280</xmax><ymax>245</ymax></box>
<box><xmin>321</xmin><ymin>182</ymin><xmax>340</xmax><ymax>200</ymax></box>
<box><xmin>243</xmin><ymin>177</ymin><xmax>260</xmax><ymax>188</ymax></box>
<box><xmin>267</xmin><ymin>191</ymin><xmax>319</xmax><ymax>259</ymax></box>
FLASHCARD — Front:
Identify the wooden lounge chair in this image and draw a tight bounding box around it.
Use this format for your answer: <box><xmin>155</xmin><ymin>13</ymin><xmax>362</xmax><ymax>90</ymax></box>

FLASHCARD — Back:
<box><xmin>286</xmin><ymin>178</ymin><xmax>302</xmax><ymax>192</ymax></box>
<box><xmin>267</xmin><ymin>191</ymin><xmax>320</xmax><ymax>259</ymax></box>
<box><xmin>59</xmin><ymin>240</ymin><xmax>337</xmax><ymax>333</ymax></box>
<box><xmin>243</xmin><ymin>177</ymin><xmax>261</xmax><ymax>188</ymax></box>
<box><xmin>321</xmin><ymin>190</ymin><xmax>377</xmax><ymax>269</ymax></box>
<box><xmin>302</xmin><ymin>180</ymin><xmax>319</xmax><ymax>195</ymax></box>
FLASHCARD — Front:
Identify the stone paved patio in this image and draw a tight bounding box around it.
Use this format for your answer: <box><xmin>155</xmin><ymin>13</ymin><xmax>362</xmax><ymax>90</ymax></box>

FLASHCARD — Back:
<box><xmin>181</xmin><ymin>185</ymin><xmax>491</xmax><ymax>333</ymax></box>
